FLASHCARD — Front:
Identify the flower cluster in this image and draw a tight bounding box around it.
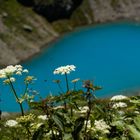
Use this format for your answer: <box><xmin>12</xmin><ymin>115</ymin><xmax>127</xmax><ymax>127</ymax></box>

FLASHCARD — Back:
<box><xmin>16</xmin><ymin>113</ymin><xmax>35</xmax><ymax>124</ymax></box>
<box><xmin>94</xmin><ymin>119</ymin><xmax>110</xmax><ymax>134</ymax></box>
<box><xmin>53</xmin><ymin>65</ymin><xmax>76</xmax><ymax>75</ymax></box>
<box><xmin>110</xmin><ymin>95</ymin><xmax>128</xmax><ymax>101</ymax></box>
<box><xmin>38</xmin><ymin>115</ymin><xmax>48</xmax><ymax>120</ymax></box>
<box><xmin>112</xmin><ymin>102</ymin><xmax>127</xmax><ymax>109</ymax></box>
<box><xmin>24</xmin><ymin>76</ymin><xmax>36</xmax><ymax>84</ymax></box>
<box><xmin>74</xmin><ymin>106</ymin><xmax>89</xmax><ymax>114</ymax></box>
<box><xmin>5</xmin><ymin>120</ymin><xmax>18</xmax><ymax>127</ymax></box>
<box><xmin>3</xmin><ymin>77</ymin><xmax>16</xmax><ymax>84</ymax></box>
<box><xmin>79</xmin><ymin>106</ymin><xmax>89</xmax><ymax>114</ymax></box>
<box><xmin>0</xmin><ymin>65</ymin><xmax>28</xmax><ymax>79</ymax></box>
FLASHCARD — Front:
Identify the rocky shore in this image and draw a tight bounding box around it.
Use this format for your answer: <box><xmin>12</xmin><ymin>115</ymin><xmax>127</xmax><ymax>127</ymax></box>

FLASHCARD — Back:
<box><xmin>1</xmin><ymin>0</ymin><xmax>140</xmax><ymax>66</ymax></box>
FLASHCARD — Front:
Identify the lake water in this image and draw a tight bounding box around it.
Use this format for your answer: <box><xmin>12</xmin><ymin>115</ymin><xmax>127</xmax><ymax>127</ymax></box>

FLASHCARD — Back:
<box><xmin>1</xmin><ymin>22</ymin><xmax>140</xmax><ymax>112</ymax></box>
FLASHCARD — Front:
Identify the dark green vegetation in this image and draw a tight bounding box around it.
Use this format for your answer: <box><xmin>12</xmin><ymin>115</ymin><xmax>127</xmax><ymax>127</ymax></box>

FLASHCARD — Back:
<box><xmin>1</xmin><ymin>84</ymin><xmax>140</xmax><ymax>139</ymax></box>
<box><xmin>17</xmin><ymin>0</ymin><xmax>83</xmax><ymax>22</ymax></box>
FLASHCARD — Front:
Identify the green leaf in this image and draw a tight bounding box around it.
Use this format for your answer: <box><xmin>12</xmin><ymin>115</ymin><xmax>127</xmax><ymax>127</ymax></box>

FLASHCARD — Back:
<box><xmin>134</xmin><ymin>116</ymin><xmax>140</xmax><ymax>130</ymax></box>
<box><xmin>52</xmin><ymin>113</ymin><xmax>65</xmax><ymax>132</ymax></box>
<box><xmin>127</xmin><ymin>125</ymin><xmax>140</xmax><ymax>139</ymax></box>
<box><xmin>32</xmin><ymin>124</ymin><xmax>45</xmax><ymax>140</ymax></box>
<box><xmin>63</xmin><ymin>133</ymin><xmax>73</xmax><ymax>140</ymax></box>
<box><xmin>72</xmin><ymin>117</ymin><xmax>85</xmax><ymax>140</ymax></box>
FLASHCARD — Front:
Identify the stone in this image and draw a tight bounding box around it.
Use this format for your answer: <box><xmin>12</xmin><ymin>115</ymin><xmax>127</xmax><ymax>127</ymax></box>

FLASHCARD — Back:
<box><xmin>23</xmin><ymin>24</ymin><xmax>33</xmax><ymax>32</ymax></box>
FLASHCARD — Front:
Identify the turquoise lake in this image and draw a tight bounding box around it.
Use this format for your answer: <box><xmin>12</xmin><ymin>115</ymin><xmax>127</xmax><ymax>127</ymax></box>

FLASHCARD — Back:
<box><xmin>1</xmin><ymin>22</ymin><xmax>140</xmax><ymax>112</ymax></box>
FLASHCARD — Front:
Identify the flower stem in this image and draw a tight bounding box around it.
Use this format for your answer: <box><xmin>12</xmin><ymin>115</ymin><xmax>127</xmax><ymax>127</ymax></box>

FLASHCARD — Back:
<box><xmin>84</xmin><ymin>88</ymin><xmax>91</xmax><ymax>137</ymax></box>
<box><xmin>65</xmin><ymin>73</ymin><xmax>69</xmax><ymax>92</ymax></box>
<box><xmin>8</xmin><ymin>77</ymin><xmax>24</xmax><ymax>116</ymax></box>
<box><xmin>57</xmin><ymin>83</ymin><xmax>64</xmax><ymax>93</ymax></box>
<box><xmin>23</xmin><ymin>83</ymin><xmax>28</xmax><ymax>96</ymax></box>
<box><xmin>73</xmin><ymin>83</ymin><xmax>76</xmax><ymax>91</ymax></box>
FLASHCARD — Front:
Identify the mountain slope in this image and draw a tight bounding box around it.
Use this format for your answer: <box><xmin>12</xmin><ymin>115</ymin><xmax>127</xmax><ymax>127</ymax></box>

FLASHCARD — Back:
<box><xmin>1</xmin><ymin>0</ymin><xmax>140</xmax><ymax>66</ymax></box>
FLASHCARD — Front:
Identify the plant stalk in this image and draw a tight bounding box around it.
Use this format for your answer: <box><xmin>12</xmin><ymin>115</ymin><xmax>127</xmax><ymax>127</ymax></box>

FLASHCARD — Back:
<box><xmin>8</xmin><ymin>76</ymin><xmax>24</xmax><ymax>116</ymax></box>
<box><xmin>65</xmin><ymin>73</ymin><xmax>69</xmax><ymax>92</ymax></box>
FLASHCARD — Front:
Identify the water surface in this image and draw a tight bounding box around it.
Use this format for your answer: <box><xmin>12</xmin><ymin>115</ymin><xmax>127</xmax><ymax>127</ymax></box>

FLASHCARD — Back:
<box><xmin>1</xmin><ymin>22</ymin><xmax>140</xmax><ymax>112</ymax></box>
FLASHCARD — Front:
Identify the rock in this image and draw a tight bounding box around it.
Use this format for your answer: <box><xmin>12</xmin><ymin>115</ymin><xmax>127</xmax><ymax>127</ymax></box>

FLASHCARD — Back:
<box><xmin>1</xmin><ymin>112</ymin><xmax>10</xmax><ymax>118</ymax></box>
<box><xmin>2</xmin><ymin>0</ymin><xmax>140</xmax><ymax>66</ymax></box>
<box><xmin>23</xmin><ymin>24</ymin><xmax>33</xmax><ymax>32</ymax></box>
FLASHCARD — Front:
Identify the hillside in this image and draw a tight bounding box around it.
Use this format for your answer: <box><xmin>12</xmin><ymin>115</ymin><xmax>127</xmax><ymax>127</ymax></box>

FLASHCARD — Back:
<box><xmin>0</xmin><ymin>0</ymin><xmax>58</xmax><ymax>66</ymax></box>
<box><xmin>1</xmin><ymin>0</ymin><xmax>140</xmax><ymax>66</ymax></box>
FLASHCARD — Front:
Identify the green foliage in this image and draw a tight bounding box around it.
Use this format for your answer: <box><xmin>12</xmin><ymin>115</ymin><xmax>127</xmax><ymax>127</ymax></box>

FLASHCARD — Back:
<box><xmin>0</xmin><ymin>64</ymin><xmax>140</xmax><ymax>139</ymax></box>
<box><xmin>0</xmin><ymin>0</ymin><xmax>30</xmax><ymax>29</ymax></box>
<box><xmin>127</xmin><ymin>116</ymin><xmax>140</xmax><ymax>139</ymax></box>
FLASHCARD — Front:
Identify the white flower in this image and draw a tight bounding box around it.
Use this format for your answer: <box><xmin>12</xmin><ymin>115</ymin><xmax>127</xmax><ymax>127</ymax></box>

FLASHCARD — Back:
<box><xmin>15</xmin><ymin>65</ymin><xmax>22</xmax><ymax>69</ymax></box>
<box><xmin>79</xmin><ymin>106</ymin><xmax>89</xmax><ymax>113</ymax></box>
<box><xmin>53</xmin><ymin>65</ymin><xmax>76</xmax><ymax>75</ymax></box>
<box><xmin>10</xmin><ymin>77</ymin><xmax>16</xmax><ymax>82</ymax></box>
<box><xmin>117</xmin><ymin>111</ymin><xmax>125</xmax><ymax>116</ymax></box>
<box><xmin>3</xmin><ymin>77</ymin><xmax>16</xmax><ymax>84</ymax></box>
<box><xmin>23</xmin><ymin>69</ymin><xmax>29</xmax><ymax>73</ymax></box>
<box><xmin>112</xmin><ymin>102</ymin><xmax>127</xmax><ymax>109</ymax></box>
<box><xmin>49</xmin><ymin>130</ymin><xmax>59</xmax><ymax>135</ymax></box>
<box><xmin>38</xmin><ymin>115</ymin><xmax>48</xmax><ymax>120</ymax></box>
<box><xmin>0</xmin><ymin>65</ymin><xmax>29</xmax><ymax>78</ymax></box>
<box><xmin>110</xmin><ymin>95</ymin><xmax>128</xmax><ymax>101</ymax></box>
<box><xmin>16</xmin><ymin>71</ymin><xmax>22</xmax><ymax>75</ymax></box>
<box><xmin>94</xmin><ymin>119</ymin><xmax>110</xmax><ymax>134</ymax></box>
<box><xmin>4</xmin><ymin>65</ymin><xmax>17</xmax><ymax>75</ymax></box>
<box><xmin>0</xmin><ymin>70</ymin><xmax>6</xmax><ymax>78</ymax></box>
<box><xmin>5</xmin><ymin>120</ymin><xmax>18</xmax><ymax>127</ymax></box>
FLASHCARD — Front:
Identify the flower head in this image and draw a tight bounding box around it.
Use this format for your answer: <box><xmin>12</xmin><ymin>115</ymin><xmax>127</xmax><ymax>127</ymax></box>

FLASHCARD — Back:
<box><xmin>0</xmin><ymin>65</ymin><xmax>29</xmax><ymax>79</ymax></box>
<box><xmin>110</xmin><ymin>95</ymin><xmax>128</xmax><ymax>101</ymax></box>
<box><xmin>79</xmin><ymin>106</ymin><xmax>89</xmax><ymax>114</ymax></box>
<box><xmin>5</xmin><ymin>120</ymin><xmax>18</xmax><ymax>127</ymax></box>
<box><xmin>94</xmin><ymin>119</ymin><xmax>110</xmax><ymax>134</ymax></box>
<box><xmin>38</xmin><ymin>115</ymin><xmax>48</xmax><ymax>120</ymax></box>
<box><xmin>24</xmin><ymin>76</ymin><xmax>36</xmax><ymax>84</ymax></box>
<box><xmin>3</xmin><ymin>77</ymin><xmax>16</xmax><ymax>84</ymax></box>
<box><xmin>53</xmin><ymin>65</ymin><xmax>76</xmax><ymax>75</ymax></box>
<box><xmin>112</xmin><ymin>102</ymin><xmax>127</xmax><ymax>109</ymax></box>
<box><xmin>16</xmin><ymin>113</ymin><xmax>35</xmax><ymax>124</ymax></box>
<box><xmin>23</xmin><ymin>69</ymin><xmax>29</xmax><ymax>73</ymax></box>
